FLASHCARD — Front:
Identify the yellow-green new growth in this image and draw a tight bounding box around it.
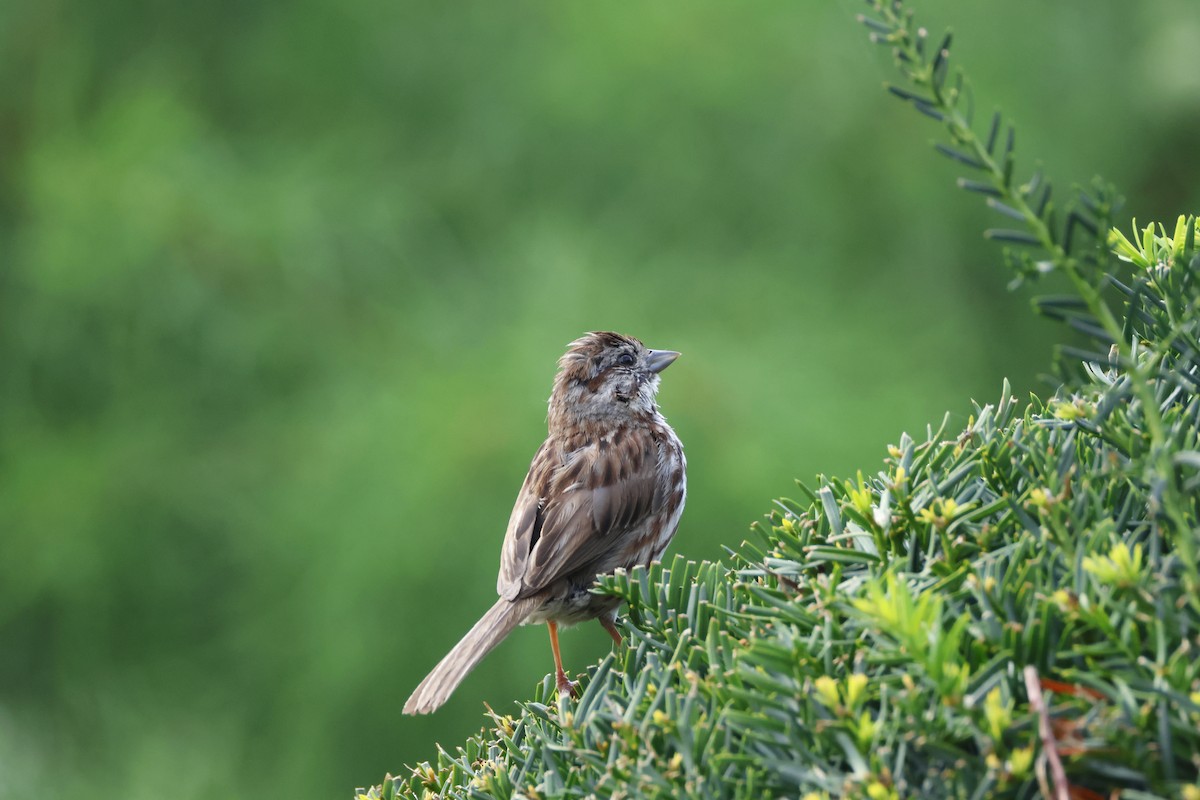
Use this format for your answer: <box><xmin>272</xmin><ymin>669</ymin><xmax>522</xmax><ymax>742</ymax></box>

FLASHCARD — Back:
<box><xmin>1083</xmin><ymin>541</ymin><xmax>1144</xmax><ymax>588</ymax></box>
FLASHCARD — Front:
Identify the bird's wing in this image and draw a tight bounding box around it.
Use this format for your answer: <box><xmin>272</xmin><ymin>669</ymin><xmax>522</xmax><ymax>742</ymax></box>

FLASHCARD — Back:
<box><xmin>497</xmin><ymin>430</ymin><xmax>661</xmax><ymax>601</ymax></box>
<box><xmin>497</xmin><ymin>441</ymin><xmax>549</xmax><ymax>601</ymax></box>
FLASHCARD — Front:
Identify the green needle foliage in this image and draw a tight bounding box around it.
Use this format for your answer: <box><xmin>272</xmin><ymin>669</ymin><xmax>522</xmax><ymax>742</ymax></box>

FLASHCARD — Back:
<box><xmin>369</xmin><ymin>3</ymin><xmax>1200</xmax><ymax>798</ymax></box>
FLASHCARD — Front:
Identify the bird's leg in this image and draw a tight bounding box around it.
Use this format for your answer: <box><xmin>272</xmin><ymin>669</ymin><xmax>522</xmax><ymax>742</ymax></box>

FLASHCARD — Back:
<box><xmin>547</xmin><ymin>621</ymin><xmax>578</xmax><ymax>698</ymax></box>
<box><xmin>599</xmin><ymin>616</ymin><xmax>623</xmax><ymax>647</ymax></box>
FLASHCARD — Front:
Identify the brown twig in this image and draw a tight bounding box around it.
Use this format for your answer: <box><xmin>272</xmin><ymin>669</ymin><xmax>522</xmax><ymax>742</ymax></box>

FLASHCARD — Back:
<box><xmin>1024</xmin><ymin>664</ymin><xmax>1069</xmax><ymax>800</ymax></box>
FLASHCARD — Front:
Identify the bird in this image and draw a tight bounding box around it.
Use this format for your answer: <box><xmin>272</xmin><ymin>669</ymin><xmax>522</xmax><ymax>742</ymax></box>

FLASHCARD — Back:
<box><xmin>403</xmin><ymin>331</ymin><xmax>686</xmax><ymax>715</ymax></box>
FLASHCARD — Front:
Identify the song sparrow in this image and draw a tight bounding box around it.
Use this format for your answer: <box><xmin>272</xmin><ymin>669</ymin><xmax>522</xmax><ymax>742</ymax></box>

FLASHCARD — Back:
<box><xmin>403</xmin><ymin>331</ymin><xmax>686</xmax><ymax>715</ymax></box>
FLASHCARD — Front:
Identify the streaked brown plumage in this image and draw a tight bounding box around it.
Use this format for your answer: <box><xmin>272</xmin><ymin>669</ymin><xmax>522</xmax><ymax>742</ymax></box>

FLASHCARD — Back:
<box><xmin>403</xmin><ymin>332</ymin><xmax>686</xmax><ymax>715</ymax></box>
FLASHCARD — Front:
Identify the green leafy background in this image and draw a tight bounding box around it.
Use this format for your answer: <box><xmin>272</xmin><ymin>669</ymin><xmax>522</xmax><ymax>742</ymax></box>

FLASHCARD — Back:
<box><xmin>1</xmin><ymin>1</ymin><xmax>1197</xmax><ymax>798</ymax></box>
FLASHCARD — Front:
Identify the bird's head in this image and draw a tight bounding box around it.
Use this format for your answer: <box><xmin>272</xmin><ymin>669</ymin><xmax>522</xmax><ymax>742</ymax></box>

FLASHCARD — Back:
<box><xmin>548</xmin><ymin>331</ymin><xmax>679</xmax><ymax>430</ymax></box>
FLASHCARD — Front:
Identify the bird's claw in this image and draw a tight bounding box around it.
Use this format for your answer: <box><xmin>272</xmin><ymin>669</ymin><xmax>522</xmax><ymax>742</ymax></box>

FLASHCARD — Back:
<box><xmin>556</xmin><ymin>674</ymin><xmax>580</xmax><ymax>699</ymax></box>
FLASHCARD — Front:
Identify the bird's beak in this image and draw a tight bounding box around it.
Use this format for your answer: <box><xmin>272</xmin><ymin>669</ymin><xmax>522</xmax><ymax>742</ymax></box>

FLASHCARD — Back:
<box><xmin>645</xmin><ymin>349</ymin><xmax>680</xmax><ymax>374</ymax></box>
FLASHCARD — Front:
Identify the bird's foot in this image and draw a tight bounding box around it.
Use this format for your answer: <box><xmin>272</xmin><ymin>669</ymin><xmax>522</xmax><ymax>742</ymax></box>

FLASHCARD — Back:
<box><xmin>555</xmin><ymin>670</ymin><xmax>580</xmax><ymax>699</ymax></box>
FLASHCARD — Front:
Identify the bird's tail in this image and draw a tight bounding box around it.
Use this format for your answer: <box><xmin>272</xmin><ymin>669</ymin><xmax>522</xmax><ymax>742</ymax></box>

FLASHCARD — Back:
<box><xmin>403</xmin><ymin>596</ymin><xmax>537</xmax><ymax>715</ymax></box>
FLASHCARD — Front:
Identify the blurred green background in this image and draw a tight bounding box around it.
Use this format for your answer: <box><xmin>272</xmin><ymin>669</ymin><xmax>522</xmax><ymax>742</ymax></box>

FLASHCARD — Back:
<box><xmin>1</xmin><ymin>0</ymin><xmax>1197</xmax><ymax>797</ymax></box>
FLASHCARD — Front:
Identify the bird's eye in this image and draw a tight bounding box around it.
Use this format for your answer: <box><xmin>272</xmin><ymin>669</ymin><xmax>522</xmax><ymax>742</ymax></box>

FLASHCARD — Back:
<box><xmin>616</xmin><ymin>353</ymin><xmax>636</xmax><ymax>367</ymax></box>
